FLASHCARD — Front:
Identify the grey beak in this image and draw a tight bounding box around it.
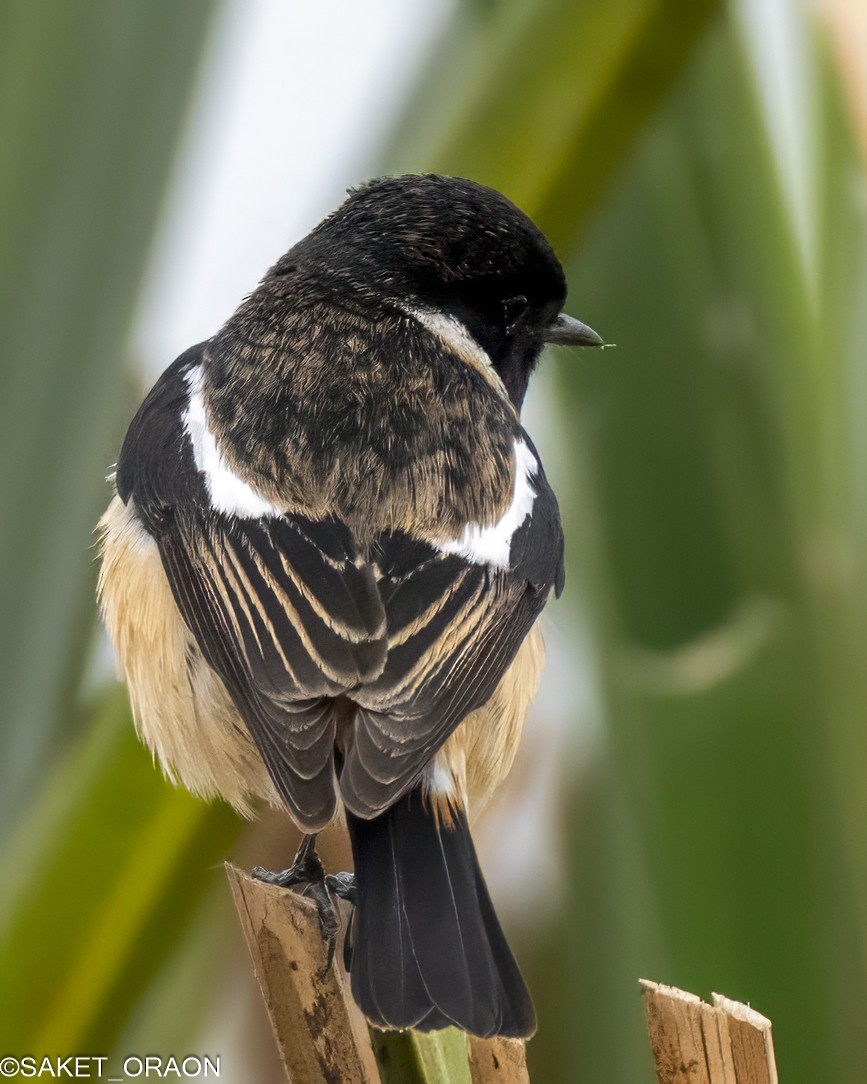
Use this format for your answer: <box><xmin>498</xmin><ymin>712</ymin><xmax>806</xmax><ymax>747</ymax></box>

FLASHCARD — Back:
<box><xmin>544</xmin><ymin>312</ymin><xmax>604</xmax><ymax>347</ymax></box>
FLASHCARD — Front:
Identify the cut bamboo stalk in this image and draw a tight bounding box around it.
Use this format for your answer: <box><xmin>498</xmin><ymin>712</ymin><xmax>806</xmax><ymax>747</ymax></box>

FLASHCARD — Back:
<box><xmin>226</xmin><ymin>863</ymin><xmax>380</xmax><ymax>1084</ymax></box>
<box><xmin>467</xmin><ymin>1036</ymin><xmax>530</xmax><ymax>1083</ymax></box>
<box><xmin>641</xmin><ymin>979</ymin><xmax>778</xmax><ymax>1084</ymax></box>
<box><xmin>226</xmin><ymin>863</ymin><xmax>531</xmax><ymax>1083</ymax></box>
<box><xmin>711</xmin><ymin>994</ymin><xmax>778</xmax><ymax>1084</ymax></box>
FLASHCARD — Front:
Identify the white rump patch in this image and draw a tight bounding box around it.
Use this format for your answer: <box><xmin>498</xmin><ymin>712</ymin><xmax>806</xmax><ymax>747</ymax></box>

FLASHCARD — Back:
<box><xmin>183</xmin><ymin>365</ymin><xmax>281</xmax><ymax>518</ymax></box>
<box><xmin>423</xmin><ymin>757</ymin><xmax>457</xmax><ymax>799</ymax></box>
<box><xmin>439</xmin><ymin>439</ymin><xmax>538</xmax><ymax>569</ymax></box>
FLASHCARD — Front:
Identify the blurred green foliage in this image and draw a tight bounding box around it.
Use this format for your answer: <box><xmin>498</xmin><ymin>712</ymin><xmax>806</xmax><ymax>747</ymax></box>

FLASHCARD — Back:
<box><xmin>3</xmin><ymin>1</ymin><xmax>867</xmax><ymax>1081</ymax></box>
<box><xmin>531</xmin><ymin>19</ymin><xmax>867</xmax><ymax>1084</ymax></box>
<box><xmin>0</xmin><ymin>0</ymin><xmax>235</xmax><ymax>1063</ymax></box>
<box><xmin>0</xmin><ymin>690</ymin><xmax>238</xmax><ymax>1053</ymax></box>
<box><xmin>0</xmin><ymin>0</ymin><xmax>217</xmax><ymax>819</ymax></box>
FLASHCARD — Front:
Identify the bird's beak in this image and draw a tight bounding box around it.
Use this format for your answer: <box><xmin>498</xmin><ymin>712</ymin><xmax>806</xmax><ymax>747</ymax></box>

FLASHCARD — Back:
<box><xmin>544</xmin><ymin>312</ymin><xmax>604</xmax><ymax>347</ymax></box>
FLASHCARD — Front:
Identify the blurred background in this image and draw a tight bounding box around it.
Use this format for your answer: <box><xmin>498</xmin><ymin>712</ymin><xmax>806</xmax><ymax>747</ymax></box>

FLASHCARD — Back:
<box><xmin>2</xmin><ymin>0</ymin><xmax>867</xmax><ymax>1079</ymax></box>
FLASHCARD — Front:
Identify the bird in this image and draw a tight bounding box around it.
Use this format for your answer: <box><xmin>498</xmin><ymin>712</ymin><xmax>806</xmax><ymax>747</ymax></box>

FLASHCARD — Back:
<box><xmin>97</xmin><ymin>173</ymin><xmax>603</xmax><ymax>1040</ymax></box>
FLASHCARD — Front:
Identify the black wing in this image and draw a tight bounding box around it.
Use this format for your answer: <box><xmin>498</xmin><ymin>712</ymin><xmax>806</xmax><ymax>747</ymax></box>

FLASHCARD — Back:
<box><xmin>158</xmin><ymin>510</ymin><xmax>387</xmax><ymax>828</ymax></box>
<box><xmin>339</xmin><ymin>437</ymin><xmax>564</xmax><ymax>818</ymax></box>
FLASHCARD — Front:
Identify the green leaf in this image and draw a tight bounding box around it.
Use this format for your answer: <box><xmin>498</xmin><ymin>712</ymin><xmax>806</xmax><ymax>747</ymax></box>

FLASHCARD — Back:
<box><xmin>0</xmin><ymin>0</ymin><xmax>217</xmax><ymax>821</ymax></box>
<box><xmin>0</xmin><ymin>688</ymin><xmax>241</xmax><ymax>1053</ymax></box>
<box><xmin>373</xmin><ymin>1027</ymin><xmax>471</xmax><ymax>1084</ymax></box>
<box><xmin>385</xmin><ymin>0</ymin><xmax>722</xmax><ymax>246</ymax></box>
<box><xmin>532</xmin><ymin>15</ymin><xmax>867</xmax><ymax>1083</ymax></box>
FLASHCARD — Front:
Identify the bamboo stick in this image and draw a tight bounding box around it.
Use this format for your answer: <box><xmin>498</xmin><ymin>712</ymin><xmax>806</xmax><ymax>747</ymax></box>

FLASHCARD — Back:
<box><xmin>467</xmin><ymin>1036</ymin><xmax>530</xmax><ymax>1083</ymax></box>
<box><xmin>641</xmin><ymin>979</ymin><xmax>778</xmax><ymax>1084</ymax></box>
<box><xmin>226</xmin><ymin>863</ymin><xmax>530</xmax><ymax>1083</ymax></box>
<box><xmin>226</xmin><ymin>863</ymin><xmax>380</xmax><ymax>1084</ymax></box>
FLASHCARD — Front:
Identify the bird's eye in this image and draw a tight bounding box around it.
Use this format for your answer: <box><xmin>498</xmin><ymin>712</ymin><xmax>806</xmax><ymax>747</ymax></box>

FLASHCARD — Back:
<box><xmin>502</xmin><ymin>295</ymin><xmax>529</xmax><ymax>334</ymax></box>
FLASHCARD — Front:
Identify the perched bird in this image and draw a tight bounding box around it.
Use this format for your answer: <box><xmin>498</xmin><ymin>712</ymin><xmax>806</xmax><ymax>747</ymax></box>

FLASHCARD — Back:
<box><xmin>98</xmin><ymin>174</ymin><xmax>602</xmax><ymax>1039</ymax></box>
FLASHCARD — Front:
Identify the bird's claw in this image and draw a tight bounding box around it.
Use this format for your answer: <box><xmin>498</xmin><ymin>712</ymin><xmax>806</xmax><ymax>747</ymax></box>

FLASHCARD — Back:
<box><xmin>251</xmin><ymin>838</ymin><xmax>356</xmax><ymax>968</ymax></box>
<box><xmin>326</xmin><ymin>871</ymin><xmax>357</xmax><ymax>905</ymax></box>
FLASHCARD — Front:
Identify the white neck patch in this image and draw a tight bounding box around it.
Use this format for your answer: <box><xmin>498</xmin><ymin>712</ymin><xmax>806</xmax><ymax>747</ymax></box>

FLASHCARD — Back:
<box><xmin>439</xmin><ymin>438</ymin><xmax>538</xmax><ymax>569</ymax></box>
<box><xmin>407</xmin><ymin>308</ymin><xmax>509</xmax><ymax>400</ymax></box>
<box><xmin>182</xmin><ymin>364</ymin><xmax>281</xmax><ymax>519</ymax></box>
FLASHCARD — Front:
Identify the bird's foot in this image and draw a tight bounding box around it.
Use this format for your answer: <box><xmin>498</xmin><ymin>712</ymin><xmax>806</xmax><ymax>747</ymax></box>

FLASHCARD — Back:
<box><xmin>252</xmin><ymin>832</ymin><xmax>323</xmax><ymax>891</ymax></box>
<box><xmin>326</xmin><ymin>870</ymin><xmax>357</xmax><ymax>906</ymax></box>
<box><xmin>251</xmin><ymin>835</ymin><xmax>355</xmax><ymax>966</ymax></box>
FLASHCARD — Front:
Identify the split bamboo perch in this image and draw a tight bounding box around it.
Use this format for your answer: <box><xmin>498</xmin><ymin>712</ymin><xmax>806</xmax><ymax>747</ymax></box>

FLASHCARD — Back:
<box><xmin>226</xmin><ymin>864</ymin><xmax>531</xmax><ymax>1084</ymax></box>
<box><xmin>641</xmin><ymin>979</ymin><xmax>778</xmax><ymax>1084</ymax></box>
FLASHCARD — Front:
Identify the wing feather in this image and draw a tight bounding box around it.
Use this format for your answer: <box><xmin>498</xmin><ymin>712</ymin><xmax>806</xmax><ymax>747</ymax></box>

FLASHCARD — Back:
<box><xmin>338</xmin><ymin>437</ymin><xmax>564</xmax><ymax>818</ymax></box>
<box><xmin>155</xmin><ymin>509</ymin><xmax>387</xmax><ymax>828</ymax></box>
<box><xmin>339</xmin><ymin>541</ymin><xmax>549</xmax><ymax>818</ymax></box>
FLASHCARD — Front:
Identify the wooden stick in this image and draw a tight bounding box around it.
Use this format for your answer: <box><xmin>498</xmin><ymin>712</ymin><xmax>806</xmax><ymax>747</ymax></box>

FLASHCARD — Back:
<box><xmin>641</xmin><ymin>979</ymin><xmax>778</xmax><ymax>1084</ymax></box>
<box><xmin>467</xmin><ymin>1036</ymin><xmax>530</xmax><ymax>1083</ymax></box>
<box><xmin>712</xmin><ymin>994</ymin><xmax>778</xmax><ymax>1084</ymax></box>
<box><xmin>226</xmin><ymin>863</ymin><xmax>380</xmax><ymax>1084</ymax></box>
<box><xmin>226</xmin><ymin>863</ymin><xmax>531</xmax><ymax>1083</ymax></box>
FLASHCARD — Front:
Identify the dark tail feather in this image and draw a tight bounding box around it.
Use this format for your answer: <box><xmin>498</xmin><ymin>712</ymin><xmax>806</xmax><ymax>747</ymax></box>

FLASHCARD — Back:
<box><xmin>345</xmin><ymin>789</ymin><xmax>536</xmax><ymax>1039</ymax></box>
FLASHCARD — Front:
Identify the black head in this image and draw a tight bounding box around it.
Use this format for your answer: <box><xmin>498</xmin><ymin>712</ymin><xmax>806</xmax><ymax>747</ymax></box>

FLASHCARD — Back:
<box><xmin>273</xmin><ymin>174</ymin><xmax>602</xmax><ymax>407</ymax></box>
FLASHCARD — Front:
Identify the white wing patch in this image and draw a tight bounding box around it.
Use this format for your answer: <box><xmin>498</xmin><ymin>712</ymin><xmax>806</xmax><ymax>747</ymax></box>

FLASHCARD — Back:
<box><xmin>183</xmin><ymin>365</ymin><xmax>281</xmax><ymax>519</ymax></box>
<box><xmin>439</xmin><ymin>439</ymin><xmax>538</xmax><ymax>569</ymax></box>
